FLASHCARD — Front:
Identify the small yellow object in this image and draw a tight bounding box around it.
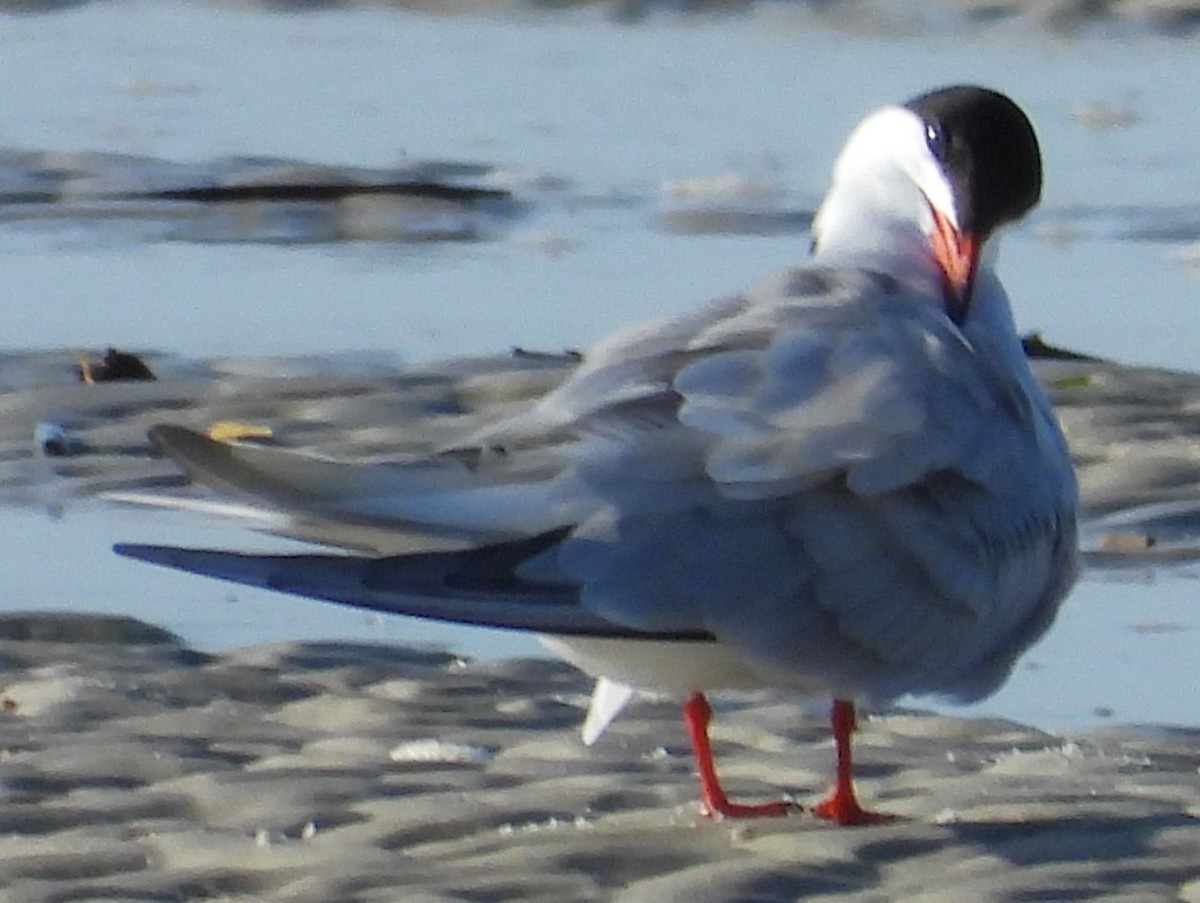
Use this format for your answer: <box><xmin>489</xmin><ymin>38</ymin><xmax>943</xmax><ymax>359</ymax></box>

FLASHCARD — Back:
<box><xmin>1097</xmin><ymin>532</ymin><xmax>1156</xmax><ymax>551</ymax></box>
<box><xmin>1051</xmin><ymin>374</ymin><xmax>1092</xmax><ymax>389</ymax></box>
<box><xmin>206</xmin><ymin>420</ymin><xmax>274</xmax><ymax>443</ymax></box>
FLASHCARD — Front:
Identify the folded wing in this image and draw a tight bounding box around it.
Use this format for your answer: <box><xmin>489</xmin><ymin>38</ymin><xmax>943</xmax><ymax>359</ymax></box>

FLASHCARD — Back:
<box><xmin>114</xmin><ymin>530</ymin><xmax>714</xmax><ymax>641</ymax></box>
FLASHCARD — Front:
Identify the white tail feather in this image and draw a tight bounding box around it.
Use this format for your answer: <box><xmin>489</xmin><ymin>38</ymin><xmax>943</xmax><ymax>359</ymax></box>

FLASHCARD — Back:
<box><xmin>581</xmin><ymin>677</ymin><xmax>637</xmax><ymax>746</ymax></box>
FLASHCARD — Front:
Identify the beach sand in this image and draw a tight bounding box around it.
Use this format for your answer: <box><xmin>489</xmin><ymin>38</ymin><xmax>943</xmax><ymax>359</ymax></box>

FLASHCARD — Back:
<box><xmin>0</xmin><ymin>613</ymin><xmax>1196</xmax><ymax>902</ymax></box>
<box><xmin>2</xmin><ymin>348</ymin><xmax>1200</xmax><ymax>900</ymax></box>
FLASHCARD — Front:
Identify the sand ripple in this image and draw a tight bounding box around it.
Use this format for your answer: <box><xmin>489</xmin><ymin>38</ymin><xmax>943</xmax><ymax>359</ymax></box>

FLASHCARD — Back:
<box><xmin>0</xmin><ymin>614</ymin><xmax>1194</xmax><ymax>901</ymax></box>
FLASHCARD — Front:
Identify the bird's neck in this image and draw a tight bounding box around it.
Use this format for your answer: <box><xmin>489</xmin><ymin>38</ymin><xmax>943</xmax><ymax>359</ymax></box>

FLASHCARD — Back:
<box><xmin>810</xmin><ymin>176</ymin><xmax>1024</xmax><ymax>363</ymax></box>
<box><xmin>809</xmin><ymin>173</ymin><xmax>945</xmax><ymax>298</ymax></box>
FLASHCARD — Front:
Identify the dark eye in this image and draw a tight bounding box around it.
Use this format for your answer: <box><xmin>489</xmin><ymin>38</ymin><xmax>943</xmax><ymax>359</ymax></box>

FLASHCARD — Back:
<box><xmin>925</xmin><ymin>122</ymin><xmax>945</xmax><ymax>160</ymax></box>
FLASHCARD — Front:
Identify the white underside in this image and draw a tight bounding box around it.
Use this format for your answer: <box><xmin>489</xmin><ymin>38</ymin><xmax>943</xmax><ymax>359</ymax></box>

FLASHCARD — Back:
<box><xmin>540</xmin><ymin>634</ymin><xmax>811</xmax><ymax>745</ymax></box>
<box><xmin>539</xmin><ymin>634</ymin><xmax>768</xmax><ymax>696</ymax></box>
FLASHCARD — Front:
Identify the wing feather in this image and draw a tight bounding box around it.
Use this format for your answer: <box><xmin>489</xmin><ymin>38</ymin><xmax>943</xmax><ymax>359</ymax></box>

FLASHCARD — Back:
<box><xmin>148</xmin><ymin>425</ymin><xmax>585</xmax><ymax>541</ymax></box>
<box><xmin>671</xmin><ymin>270</ymin><xmax>1032</xmax><ymax>499</ymax></box>
<box><xmin>114</xmin><ymin>532</ymin><xmax>714</xmax><ymax>642</ymax></box>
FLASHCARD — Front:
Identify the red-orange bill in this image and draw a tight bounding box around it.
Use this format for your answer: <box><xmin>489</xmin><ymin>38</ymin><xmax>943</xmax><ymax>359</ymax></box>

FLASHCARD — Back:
<box><xmin>929</xmin><ymin>205</ymin><xmax>978</xmax><ymax>321</ymax></box>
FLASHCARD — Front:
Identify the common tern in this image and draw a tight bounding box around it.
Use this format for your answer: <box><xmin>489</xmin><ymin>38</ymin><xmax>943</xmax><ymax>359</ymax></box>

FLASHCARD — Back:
<box><xmin>117</xmin><ymin>85</ymin><xmax>1078</xmax><ymax>824</ymax></box>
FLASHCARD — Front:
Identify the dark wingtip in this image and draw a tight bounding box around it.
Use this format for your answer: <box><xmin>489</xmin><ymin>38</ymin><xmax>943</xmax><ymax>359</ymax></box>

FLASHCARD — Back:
<box><xmin>114</xmin><ymin>542</ymin><xmax>286</xmax><ymax>590</ymax></box>
<box><xmin>113</xmin><ymin>542</ymin><xmax>221</xmax><ymax>572</ymax></box>
<box><xmin>113</xmin><ymin>542</ymin><xmax>168</xmax><ymax>564</ymax></box>
<box><xmin>114</xmin><ymin>543</ymin><xmax>212</xmax><ymax>574</ymax></box>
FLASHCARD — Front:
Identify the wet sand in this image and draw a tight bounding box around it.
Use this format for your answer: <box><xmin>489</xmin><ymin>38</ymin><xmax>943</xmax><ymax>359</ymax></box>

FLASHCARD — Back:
<box><xmin>0</xmin><ymin>613</ymin><xmax>1197</xmax><ymax>903</ymax></box>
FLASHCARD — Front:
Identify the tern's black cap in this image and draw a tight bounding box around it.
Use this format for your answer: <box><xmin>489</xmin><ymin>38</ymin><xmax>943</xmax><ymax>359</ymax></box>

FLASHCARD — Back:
<box><xmin>905</xmin><ymin>86</ymin><xmax>1042</xmax><ymax>237</ymax></box>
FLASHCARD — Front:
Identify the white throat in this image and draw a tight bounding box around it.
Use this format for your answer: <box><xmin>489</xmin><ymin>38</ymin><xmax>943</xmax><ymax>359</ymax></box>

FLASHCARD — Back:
<box><xmin>810</xmin><ymin>176</ymin><xmax>942</xmax><ymax>294</ymax></box>
<box><xmin>809</xmin><ymin>106</ymin><xmax>957</xmax><ymax>298</ymax></box>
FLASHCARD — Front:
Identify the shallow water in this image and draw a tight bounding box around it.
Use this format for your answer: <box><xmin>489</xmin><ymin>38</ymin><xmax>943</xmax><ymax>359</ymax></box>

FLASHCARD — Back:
<box><xmin>3</xmin><ymin>4</ymin><xmax>1200</xmax><ymax>731</ymax></box>
<box><xmin>5</xmin><ymin>6</ymin><xmax>1200</xmax><ymax>366</ymax></box>
<box><xmin>8</xmin><ymin>503</ymin><xmax>1198</xmax><ymax>731</ymax></box>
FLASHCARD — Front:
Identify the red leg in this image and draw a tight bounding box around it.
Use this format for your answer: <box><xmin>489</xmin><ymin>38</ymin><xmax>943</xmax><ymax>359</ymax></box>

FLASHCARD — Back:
<box><xmin>681</xmin><ymin>693</ymin><xmax>792</xmax><ymax>819</ymax></box>
<box><xmin>812</xmin><ymin>699</ymin><xmax>893</xmax><ymax>825</ymax></box>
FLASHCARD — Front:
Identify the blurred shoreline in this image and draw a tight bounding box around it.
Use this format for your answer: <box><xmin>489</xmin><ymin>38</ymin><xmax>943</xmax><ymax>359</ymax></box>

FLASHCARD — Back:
<box><xmin>9</xmin><ymin>0</ymin><xmax>1200</xmax><ymax>39</ymax></box>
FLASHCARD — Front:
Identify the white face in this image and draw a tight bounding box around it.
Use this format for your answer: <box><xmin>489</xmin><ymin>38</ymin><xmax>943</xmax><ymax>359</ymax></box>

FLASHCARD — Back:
<box><xmin>831</xmin><ymin>105</ymin><xmax>961</xmax><ymax>234</ymax></box>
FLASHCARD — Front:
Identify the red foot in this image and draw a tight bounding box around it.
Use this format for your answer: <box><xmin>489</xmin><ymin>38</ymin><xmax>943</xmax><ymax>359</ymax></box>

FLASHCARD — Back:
<box><xmin>682</xmin><ymin>693</ymin><xmax>794</xmax><ymax>820</ymax></box>
<box><xmin>812</xmin><ymin>789</ymin><xmax>895</xmax><ymax>825</ymax></box>
<box><xmin>814</xmin><ymin>699</ymin><xmax>895</xmax><ymax>826</ymax></box>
